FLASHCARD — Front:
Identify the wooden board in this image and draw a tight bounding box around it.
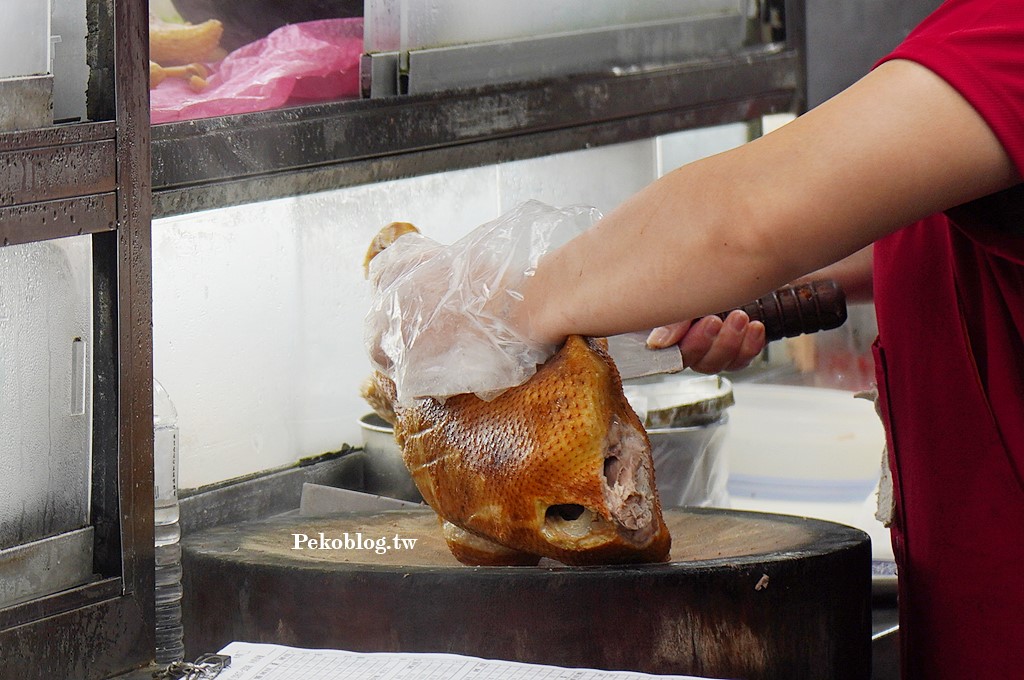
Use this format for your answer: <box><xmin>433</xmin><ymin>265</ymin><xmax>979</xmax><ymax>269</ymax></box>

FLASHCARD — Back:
<box><xmin>182</xmin><ymin>507</ymin><xmax>871</xmax><ymax>680</ymax></box>
<box><xmin>230</xmin><ymin>508</ymin><xmax>816</xmax><ymax>568</ymax></box>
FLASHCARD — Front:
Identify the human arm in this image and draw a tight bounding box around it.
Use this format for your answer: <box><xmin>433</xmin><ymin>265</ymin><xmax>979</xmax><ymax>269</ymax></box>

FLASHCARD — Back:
<box><xmin>521</xmin><ymin>60</ymin><xmax>1018</xmax><ymax>352</ymax></box>
<box><xmin>366</xmin><ymin>60</ymin><xmax>1017</xmax><ymax>400</ymax></box>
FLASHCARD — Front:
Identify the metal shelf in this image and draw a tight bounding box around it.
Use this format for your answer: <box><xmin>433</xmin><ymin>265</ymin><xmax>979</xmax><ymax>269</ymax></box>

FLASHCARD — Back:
<box><xmin>0</xmin><ymin>0</ymin><xmax>154</xmax><ymax>676</ymax></box>
<box><xmin>0</xmin><ymin>122</ymin><xmax>117</xmax><ymax>247</ymax></box>
<box><xmin>152</xmin><ymin>44</ymin><xmax>802</xmax><ymax>218</ymax></box>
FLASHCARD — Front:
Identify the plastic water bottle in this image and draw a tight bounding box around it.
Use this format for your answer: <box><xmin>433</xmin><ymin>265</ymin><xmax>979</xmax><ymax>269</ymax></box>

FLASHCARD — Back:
<box><xmin>154</xmin><ymin>380</ymin><xmax>185</xmax><ymax>665</ymax></box>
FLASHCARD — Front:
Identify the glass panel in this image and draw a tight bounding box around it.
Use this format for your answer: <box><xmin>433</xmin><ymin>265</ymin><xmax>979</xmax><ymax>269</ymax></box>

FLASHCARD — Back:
<box><xmin>0</xmin><ymin>0</ymin><xmax>54</xmax><ymax>131</ymax></box>
<box><xmin>52</xmin><ymin>0</ymin><xmax>91</xmax><ymax>123</ymax></box>
<box><xmin>365</xmin><ymin>0</ymin><xmax>747</xmax><ymax>52</ymax></box>
<box><xmin>362</xmin><ymin>0</ymin><xmax>752</xmax><ymax>97</ymax></box>
<box><xmin>0</xmin><ymin>235</ymin><xmax>93</xmax><ymax>551</ymax></box>
<box><xmin>148</xmin><ymin>0</ymin><xmax>364</xmax><ymax>124</ymax></box>
<box><xmin>0</xmin><ymin>0</ymin><xmax>109</xmax><ymax>129</ymax></box>
<box><xmin>0</xmin><ymin>2</ymin><xmax>51</xmax><ymax>79</ymax></box>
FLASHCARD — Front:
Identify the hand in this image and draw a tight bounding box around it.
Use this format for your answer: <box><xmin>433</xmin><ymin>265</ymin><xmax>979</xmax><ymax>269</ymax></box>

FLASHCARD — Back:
<box><xmin>364</xmin><ymin>201</ymin><xmax>600</xmax><ymax>406</ymax></box>
<box><xmin>646</xmin><ymin>310</ymin><xmax>766</xmax><ymax>374</ymax></box>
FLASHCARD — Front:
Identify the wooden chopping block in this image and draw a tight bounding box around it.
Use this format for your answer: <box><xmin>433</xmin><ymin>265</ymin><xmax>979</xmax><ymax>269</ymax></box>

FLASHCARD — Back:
<box><xmin>182</xmin><ymin>507</ymin><xmax>871</xmax><ymax>679</ymax></box>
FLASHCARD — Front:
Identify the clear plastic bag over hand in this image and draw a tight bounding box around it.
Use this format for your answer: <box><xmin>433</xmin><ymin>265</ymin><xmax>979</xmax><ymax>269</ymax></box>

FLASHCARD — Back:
<box><xmin>364</xmin><ymin>201</ymin><xmax>601</xmax><ymax>406</ymax></box>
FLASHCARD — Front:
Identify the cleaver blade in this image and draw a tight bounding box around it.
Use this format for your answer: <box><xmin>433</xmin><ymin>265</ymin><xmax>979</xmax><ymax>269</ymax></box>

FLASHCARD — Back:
<box><xmin>605</xmin><ymin>331</ymin><xmax>684</xmax><ymax>381</ymax></box>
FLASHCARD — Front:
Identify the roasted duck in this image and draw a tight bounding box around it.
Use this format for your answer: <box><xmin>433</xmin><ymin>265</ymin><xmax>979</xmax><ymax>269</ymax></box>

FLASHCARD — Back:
<box><xmin>363</xmin><ymin>223</ymin><xmax>671</xmax><ymax>566</ymax></box>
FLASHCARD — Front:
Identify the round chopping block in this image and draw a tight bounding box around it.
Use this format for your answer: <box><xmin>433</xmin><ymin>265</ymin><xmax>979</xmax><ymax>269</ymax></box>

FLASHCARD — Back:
<box><xmin>182</xmin><ymin>508</ymin><xmax>871</xmax><ymax>679</ymax></box>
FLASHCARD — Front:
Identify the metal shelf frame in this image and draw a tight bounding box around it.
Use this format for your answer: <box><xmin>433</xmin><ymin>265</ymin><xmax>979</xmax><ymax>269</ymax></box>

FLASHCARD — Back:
<box><xmin>0</xmin><ymin>0</ymin><xmax>155</xmax><ymax>676</ymax></box>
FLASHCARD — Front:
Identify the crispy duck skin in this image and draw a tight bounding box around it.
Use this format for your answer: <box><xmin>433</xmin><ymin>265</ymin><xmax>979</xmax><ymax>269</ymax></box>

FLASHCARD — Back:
<box><xmin>364</xmin><ymin>223</ymin><xmax>671</xmax><ymax>566</ymax></box>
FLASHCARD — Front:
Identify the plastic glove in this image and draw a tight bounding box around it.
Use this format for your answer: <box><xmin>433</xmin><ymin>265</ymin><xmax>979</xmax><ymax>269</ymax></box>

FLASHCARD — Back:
<box><xmin>364</xmin><ymin>200</ymin><xmax>600</xmax><ymax>407</ymax></box>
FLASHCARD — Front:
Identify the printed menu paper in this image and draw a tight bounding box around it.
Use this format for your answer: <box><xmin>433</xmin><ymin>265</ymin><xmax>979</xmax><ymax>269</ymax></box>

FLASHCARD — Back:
<box><xmin>215</xmin><ymin>641</ymin><xmax>728</xmax><ymax>680</ymax></box>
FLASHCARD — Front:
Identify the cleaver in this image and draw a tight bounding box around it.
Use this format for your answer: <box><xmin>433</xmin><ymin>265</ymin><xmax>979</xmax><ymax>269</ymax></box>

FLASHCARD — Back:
<box><xmin>606</xmin><ymin>279</ymin><xmax>847</xmax><ymax>380</ymax></box>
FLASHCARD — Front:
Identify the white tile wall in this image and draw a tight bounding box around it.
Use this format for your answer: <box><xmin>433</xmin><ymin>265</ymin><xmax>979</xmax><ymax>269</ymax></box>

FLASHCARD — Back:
<box><xmin>154</xmin><ymin>127</ymin><xmax>749</xmax><ymax>490</ymax></box>
<box><xmin>657</xmin><ymin>122</ymin><xmax>749</xmax><ymax>175</ymax></box>
<box><xmin>497</xmin><ymin>141</ymin><xmax>658</xmax><ymax>214</ymax></box>
<box><xmin>153</xmin><ymin>167</ymin><xmax>498</xmax><ymax>489</ymax></box>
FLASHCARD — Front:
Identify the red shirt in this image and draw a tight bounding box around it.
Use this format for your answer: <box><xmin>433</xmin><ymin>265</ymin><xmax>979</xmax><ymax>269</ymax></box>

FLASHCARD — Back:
<box><xmin>874</xmin><ymin>1</ymin><xmax>1024</xmax><ymax>677</ymax></box>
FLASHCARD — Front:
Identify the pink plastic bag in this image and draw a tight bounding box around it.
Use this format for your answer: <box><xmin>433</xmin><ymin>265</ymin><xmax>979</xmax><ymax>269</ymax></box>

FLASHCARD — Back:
<box><xmin>150</xmin><ymin>18</ymin><xmax>363</xmax><ymax>124</ymax></box>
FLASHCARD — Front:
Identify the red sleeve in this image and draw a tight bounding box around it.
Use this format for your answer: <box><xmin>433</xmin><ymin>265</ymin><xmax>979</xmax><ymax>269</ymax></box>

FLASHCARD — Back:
<box><xmin>876</xmin><ymin>0</ymin><xmax>1024</xmax><ymax>178</ymax></box>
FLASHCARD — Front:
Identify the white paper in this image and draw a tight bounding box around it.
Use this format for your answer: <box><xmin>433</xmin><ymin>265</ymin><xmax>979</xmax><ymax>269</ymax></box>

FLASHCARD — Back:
<box><xmin>216</xmin><ymin>641</ymin><xmax>723</xmax><ymax>680</ymax></box>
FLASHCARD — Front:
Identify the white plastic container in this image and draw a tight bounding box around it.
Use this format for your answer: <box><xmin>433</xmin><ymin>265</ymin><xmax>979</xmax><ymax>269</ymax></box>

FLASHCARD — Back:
<box><xmin>723</xmin><ymin>383</ymin><xmax>895</xmax><ymax>573</ymax></box>
<box><xmin>724</xmin><ymin>383</ymin><xmax>884</xmax><ymax>503</ymax></box>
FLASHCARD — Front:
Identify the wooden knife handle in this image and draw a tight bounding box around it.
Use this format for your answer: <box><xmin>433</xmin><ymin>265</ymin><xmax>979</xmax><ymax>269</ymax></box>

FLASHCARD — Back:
<box><xmin>716</xmin><ymin>280</ymin><xmax>847</xmax><ymax>342</ymax></box>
